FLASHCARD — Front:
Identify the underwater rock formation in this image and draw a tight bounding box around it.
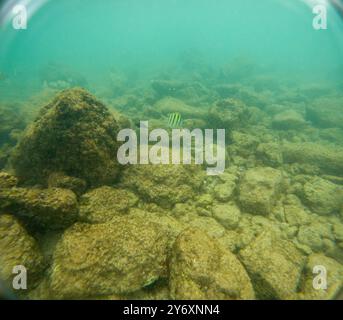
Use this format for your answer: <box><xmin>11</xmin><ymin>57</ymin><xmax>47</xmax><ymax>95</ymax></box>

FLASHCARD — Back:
<box><xmin>306</xmin><ymin>97</ymin><xmax>343</xmax><ymax>129</ymax></box>
<box><xmin>212</xmin><ymin>203</ymin><xmax>241</xmax><ymax>230</ymax></box>
<box><xmin>239</xmin><ymin>167</ymin><xmax>285</xmax><ymax>215</ymax></box>
<box><xmin>120</xmin><ymin>162</ymin><xmax>205</xmax><ymax>209</ymax></box>
<box><xmin>282</xmin><ymin>143</ymin><xmax>343</xmax><ymax>176</ymax></box>
<box><xmin>11</xmin><ymin>88</ymin><xmax>121</xmax><ymax>187</ymax></box>
<box><xmin>0</xmin><ymin>187</ymin><xmax>79</xmax><ymax>230</ymax></box>
<box><xmin>50</xmin><ymin>216</ymin><xmax>169</xmax><ymax>299</ymax></box>
<box><xmin>47</xmin><ymin>172</ymin><xmax>87</xmax><ymax>197</ymax></box>
<box><xmin>0</xmin><ymin>171</ymin><xmax>18</xmax><ymax>188</ymax></box>
<box><xmin>154</xmin><ymin>97</ymin><xmax>207</xmax><ymax>119</ymax></box>
<box><xmin>239</xmin><ymin>231</ymin><xmax>306</xmax><ymax>299</ymax></box>
<box><xmin>208</xmin><ymin>98</ymin><xmax>251</xmax><ymax>133</ymax></box>
<box><xmin>272</xmin><ymin>110</ymin><xmax>307</xmax><ymax>130</ymax></box>
<box><xmin>79</xmin><ymin>186</ymin><xmax>138</xmax><ymax>223</ymax></box>
<box><xmin>297</xmin><ymin>176</ymin><xmax>343</xmax><ymax>216</ymax></box>
<box><xmin>169</xmin><ymin>228</ymin><xmax>255</xmax><ymax>300</ymax></box>
<box><xmin>0</xmin><ymin>214</ymin><xmax>45</xmax><ymax>290</ymax></box>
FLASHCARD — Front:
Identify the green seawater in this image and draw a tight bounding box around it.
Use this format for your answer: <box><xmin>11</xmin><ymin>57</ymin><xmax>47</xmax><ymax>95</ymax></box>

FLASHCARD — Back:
<box><xmin>0</xmin><ymin>0</ymin><xmax>343</xmax><ymax>300</ymax></box>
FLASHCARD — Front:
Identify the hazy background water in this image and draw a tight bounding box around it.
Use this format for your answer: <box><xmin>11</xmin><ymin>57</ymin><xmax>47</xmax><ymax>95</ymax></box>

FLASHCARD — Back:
<box><xmin>0</xmin><ymin>0</ymin><xmax>343</xmax><ymax>99</ymax></box>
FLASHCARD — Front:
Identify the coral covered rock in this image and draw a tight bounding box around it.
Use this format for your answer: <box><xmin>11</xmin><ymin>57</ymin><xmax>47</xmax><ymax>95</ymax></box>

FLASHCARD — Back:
<box><xmin>239</xmin><ymin>231</ymin><xmax>306</xmax><ymax>299</ymax></box>
<box><xmin>239</xmin><ymin>167</ymin><xmax>285</xmax><ymax>215</ymax></box>
<box><xmin>0</xmin><ymin>187</ymin><xmax>79</xmax><ymax>230</ymax></box>
<box><xmin>49</xmin><ymin>216</ymin><xmax>169</xmax><ymax>299</ymax></box>
<box><xmin>0</xmin><ymin>214</ymin><xmax>45</xmax><ymax>291</ymax></box>
<box><xmin>79</xmin><ymin>186</ymin><xmax>138</xmax><ymax>223</ymax></box>
<box><xmin>169</xmin><ymin>228</ymin><xmax>255</xmax><ymax>300</ymax></box>
<box><xmin>11</xmin><ymin>88</ymin><xmax>121</xmax><ymax>187</ymax></box>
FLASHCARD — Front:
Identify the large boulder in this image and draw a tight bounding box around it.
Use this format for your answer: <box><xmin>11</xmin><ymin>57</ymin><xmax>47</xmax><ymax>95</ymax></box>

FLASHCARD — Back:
<box><xmin>239</xmin><ymin>167</ymin><xmax>285</xmax><ymax>215</ymax></box>
<box><xmin>49</xmin><ymin>216</ymin><xmax>169</xmax><ymax>299</ymax></box>
<box><xmin>10</xmin><ymin>88</ymin><xmax>121</xmax><ymax>187</ymax></box>
<box><xmin>0</xmin><ymin>214</ymin><xmax>45</xmax><ymax>291</ymax></box>
<box><xmin>0</xmin><ymin>187</ymin><xmax>79</xmax><ymax>230</ymax></box>
<box><xmin>239</xmin><ymin>231</ymin><xmax>306</xmax><ymax>299</ymax></box>
<box><xmin>169</xmin><ymin>228</ymin><xmax>255</xmax><ymax>300</ymax></box>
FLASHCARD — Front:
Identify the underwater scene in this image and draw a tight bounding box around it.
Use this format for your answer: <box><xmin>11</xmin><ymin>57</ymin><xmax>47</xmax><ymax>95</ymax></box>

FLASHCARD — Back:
<box><xmin>0</xmin><ymin>0</ymin><xmax>343</xmax><ymax>300</ymax></box>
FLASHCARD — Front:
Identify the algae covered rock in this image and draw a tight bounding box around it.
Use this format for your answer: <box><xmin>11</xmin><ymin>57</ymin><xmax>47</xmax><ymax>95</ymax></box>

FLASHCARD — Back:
<box><xmin>298</xmin><ymin>177</ymin><xmax>343</xmax><ymax>216</ymax></box>
<box><xmin>49</xmin><ymin>216</ymin><xmax>169</xmax><ymax>299</ymax></box>
<box><xmin>121</xmin><ymin>163</ymin><xmax>204</xmax><ymax>209</ymax></box>
<box><xmin>11</xmin><ymin>88</ymin><xmax>121</xmax><ymax>187</ymax></box>
<box><xmin>0</xmin><ymin>187</ymin><xmax>79</xmax><ymax>230</ymax></box>
<box><xmin>297</xmin><ymin>221</ymin><xmax>334</xmax><ymax>252</ymax></box>
<box><xmin>282</xmin><ymin>143</ymin><xmax>343</xmax><ymax>176</ymax></box>
<box><xmin>272</xmin><ymin>110</ymin><xmax>307</xmax><ymax>130</ymax></box>
<box><xmin>239</xmin><ymin>231</ymin><xmax>306</xmax><ymax>299</ymax></box>
<box><xmin>208</xmin><ymin>98</ymin><xmax>251</xmax><ymax>131</ymax></box>
<box><xmin>79</xmin><ymin>186</ymin><xmax>138</xmax><ymax>223</ymax></box>
<box><xmin>212</xmin><ymin>203</ymin><xmax>241</xmax><ymax>229</ymax></box>
<box><xmin>0</xmin><ymin>171</ymin><xmax>18</xmax><ymax>188</ymax></box>
<box><xmin>239</xmin><ymin>167</ymin><xmax>285</xmax><ymax>215</ymax></box>
<box><xmin>48</xmin><ymin>172</ymin><xmax>86</xmax><ymax>197</ymax></box>
<box><xmin>169</xmin><ymin>228</ymin><xmax>255</xmax><ymax>300</ymax></box>
<box><xmin>0</xmin><ymin>214</ymin><xmax>45</xmax><ymax>290</ymax></box>
<box><xmin>306</xmin><ymin>98</ymin><xmax>343</xmax><ymax>129</ymax></box>
<box><xmin>256</xmin><ymin>142</ymin><xmax>283</xmax><ymax>167</ymax></box>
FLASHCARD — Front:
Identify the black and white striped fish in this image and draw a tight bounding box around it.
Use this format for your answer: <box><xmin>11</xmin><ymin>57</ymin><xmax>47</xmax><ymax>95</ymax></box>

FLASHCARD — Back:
<box><xmin>167</xmin><ymin>112</ymin><xmax>183</xmax><ymax>129</ymax></box>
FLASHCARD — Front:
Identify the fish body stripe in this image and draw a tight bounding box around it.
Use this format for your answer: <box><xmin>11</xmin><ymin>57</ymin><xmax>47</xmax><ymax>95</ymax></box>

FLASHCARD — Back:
<box><xmin>168</xmin><ymin>112</ymin><xmax>182</xmax><ymax>128</ymax></box>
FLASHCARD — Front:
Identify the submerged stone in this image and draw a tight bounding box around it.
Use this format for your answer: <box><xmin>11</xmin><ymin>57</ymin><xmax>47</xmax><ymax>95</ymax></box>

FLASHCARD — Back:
<box><xmin>0</xmin><ymin>187</ymin><xmax>79</xmax><ymax>230</ymax></box>
<box><xmin>11</xmin><ymin>88</ymin><xmax>121</xmax><ymax>187</ymax></box>
<box><xmin>0</xmin><ymin>171</ymin><xmax>18</xmax><ymax>188</ymax></box>
<box><xmin>0</xmin><ymin>214</ymin><xmax>45</xmax><ymax>290</ymax></box>
<box><xmin>50</xmin><ymin>216</ymin><xmax>169</xmax><ymax>299</ymax></box>
<box><xmin>169</xmin><ymin>228</ymin><xmax>255</xmax><ymax>300</ymax></box>
<box><xmin>79</xmin><ymin>186</ymin><xmax>138</xmax><ymax>223</ymax></box>
<box><xmin>239</xmin><ymin>231</ymin><xmax>306</xmax><ymax>299</ymax></box>
<box><xmin>298</xmin><ymin>176</ymin><xmax>343</xmax><ymax>216</ymax></box>
<box><xmin>239</xmin><ymin>167</ymin><xmax>285</xmax><ymax>215</ymax></box>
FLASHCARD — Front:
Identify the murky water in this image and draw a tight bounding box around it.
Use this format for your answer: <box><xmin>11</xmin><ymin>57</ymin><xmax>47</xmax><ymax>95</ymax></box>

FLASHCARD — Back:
<box><xmin>0</xmin><ymin>0</ymin><xmax>342</xmax><ymax>300</ymax></box>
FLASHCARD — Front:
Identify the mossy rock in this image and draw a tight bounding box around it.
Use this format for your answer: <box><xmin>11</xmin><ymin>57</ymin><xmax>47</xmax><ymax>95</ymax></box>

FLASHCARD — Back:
<box><xmin>169</xmin><ymin>228</ymin><xmax>255</xmax><ymax>300</ymax></box>
<box><xmin>11</xmin><ymin>88</ymin><xmax>121</xmax><ymax>187</ymax></box>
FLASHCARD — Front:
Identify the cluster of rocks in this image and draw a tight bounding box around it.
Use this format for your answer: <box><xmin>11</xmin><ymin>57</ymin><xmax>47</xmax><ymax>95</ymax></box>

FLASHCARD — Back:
<box><xmin>1</xmin><ymin>84</ymin><xmax>343</xmax><ymax>300</ymax></box>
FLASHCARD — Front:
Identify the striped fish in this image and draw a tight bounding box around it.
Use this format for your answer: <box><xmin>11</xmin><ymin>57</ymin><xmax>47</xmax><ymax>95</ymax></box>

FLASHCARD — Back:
<box><xmin>168</xmin><ymin>112</ymin><xmax>183</xmax><ymax>129</ymax></box>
